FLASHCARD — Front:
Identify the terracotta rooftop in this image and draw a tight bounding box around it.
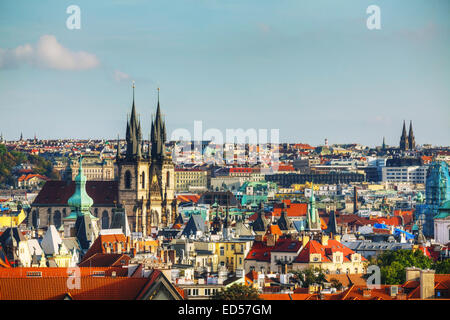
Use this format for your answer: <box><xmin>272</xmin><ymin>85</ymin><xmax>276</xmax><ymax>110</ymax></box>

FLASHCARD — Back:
<box><xmin>0</xmin><ymin>276</ymin><xmax>148</xmax><ymax>300</ymax></box>
<box><xmin>294</xmin><ymin>239</ymin><xmax>366</xmax><ymax>263</ymax></box>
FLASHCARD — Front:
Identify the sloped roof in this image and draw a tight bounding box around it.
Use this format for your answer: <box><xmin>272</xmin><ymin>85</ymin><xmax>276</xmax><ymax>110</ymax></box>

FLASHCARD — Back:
<box><xmin>265</xmin><ymin>224</ymin><xmax>282</xmax><ymax>237</ymax></box>
<box><xmin>272</xmin><ymin>201</ymin><xmax>308</xmax><ymax>217</ymax></box>
<box><xmin>27</xmin><ymin>239</ymin><xmax>43</xmax><ymax>256</ymax></box>
<box><xmin>17</xmin><ymin>174</ymin><xmax>49</xmax><ymax>182</ymax></box>
<box><xmin>176</xmin><ymin>194</ymin><xmax>201</xmax><ymax>204</ymax></box>
<box><xmin>260</xmin><ymin>293</ymin><xmax>292</xmax><ymax>300</ymax></box>
<box><xmin>41</xmin><ymin>225</ymin><xmax>63</xmax><ymax>255</ymax></box>
<box><xmin>78</xmin><ymin>253</ymin><xmax>130</xmax><ymax>268</ymax></box>
<box><xmin>294</xmin><ymin>239</ymin><xmax>366</xmax><ymax>263</ymax></box>
<box><xmin>0</xmin><ymin>267</ymin><xmax>128</xmax><ymax>278</ymax></box>
<box><xmin>0</xmin><ymin>277</ymin><xmax>148</xmax><ymax>300</ymax></box>
<box><xmin>33</xmin><ymin>180</ymin><xmax>118</xmax><ymax>206</ymax></box>
<box><xmin>245</xmin><ymin>241</ymin><xmax>271</xmax><ymax>262</ymax></box>
<box><xmin>181</xmin><ymin>214</ymin><xmax>206</xmax><ymax>236</ymax></box>
<box><xmin>82</xmin><ymin>233</ymin><xmax>128</xmax><ymax>261</ymax></box>
<box><xmin>271</xmin><ymin>239</ymin><xmax>302</xmax><ymax>253</ymax></box>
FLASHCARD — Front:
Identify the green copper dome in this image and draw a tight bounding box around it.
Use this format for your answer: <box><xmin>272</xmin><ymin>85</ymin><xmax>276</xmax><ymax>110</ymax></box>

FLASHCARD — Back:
<box><xmin>440</xmin><ymin>200</ymin><xmax>450</xmax><ymax>210</ymax></box>
<box><xmin>67</xmin><ymin>157</ymin><xmax>94</xmax><ymax>215</ymax></box>
<box><xmin>415</xmin><ymin>192</ymin><xmax>424</xmax><ymax>203</ymax></box>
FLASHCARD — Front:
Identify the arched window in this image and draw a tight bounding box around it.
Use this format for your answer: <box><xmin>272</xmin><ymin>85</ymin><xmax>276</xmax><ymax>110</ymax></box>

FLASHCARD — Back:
<box><xmin>102</xmin><ymin>211</ymin><xmax>110</xmax><ymax>229</ymax></box>
<box><xmin>54</xmin><ymin>211</ymin><xmax>62</xmax><ymax>229</ymax></box>
<box><xmin>166</xmin><ymin>171</ymin><xmax>170</xmax><ymax>188</ymax></box>
<box><xmin>141</xmin><ymin>171</ymin><xmax>145</xmax><ymax>189</ymax></box>
<box><xmin>125</xmin><ymin>170</ymin><xmax>131</xmax><ymax>189</ymax></box>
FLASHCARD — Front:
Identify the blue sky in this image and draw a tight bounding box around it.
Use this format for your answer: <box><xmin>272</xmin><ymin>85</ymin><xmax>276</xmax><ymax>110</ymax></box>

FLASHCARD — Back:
<box><xmin>0</xmin><ymin>0</ymin><xmax>449</xmax><ymax>146</ymax></box>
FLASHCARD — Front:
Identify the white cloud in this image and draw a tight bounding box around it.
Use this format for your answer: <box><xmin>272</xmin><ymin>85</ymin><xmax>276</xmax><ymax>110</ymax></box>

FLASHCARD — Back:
<box><xmin>0</xmin><ymin>35</ymin><xmax>99</xmax><ymax>70</ymax></box>
<box><xmin>114</xmin><ymin>70</ymin><xmax>130</xmax><ymax>82</ymax></box>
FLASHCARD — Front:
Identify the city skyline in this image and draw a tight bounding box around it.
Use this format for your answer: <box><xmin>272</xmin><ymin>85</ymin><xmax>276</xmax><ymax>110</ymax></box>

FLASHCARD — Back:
<box><xmin>0</xmin><ymin>0</ymin><xmax>449</xmax><ymax>146</ymax></box>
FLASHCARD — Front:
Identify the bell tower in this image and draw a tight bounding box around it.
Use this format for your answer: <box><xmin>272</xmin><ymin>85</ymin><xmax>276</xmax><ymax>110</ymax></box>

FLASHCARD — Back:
<box><xmin>117</xmin><ymin>82</ymin><xmax>150</xmax><ymax>235</ymax></box>
<box><xmin>399</xmin><ymin>120</ymin><xmax>409</xmax><ymax>151</ymax></box>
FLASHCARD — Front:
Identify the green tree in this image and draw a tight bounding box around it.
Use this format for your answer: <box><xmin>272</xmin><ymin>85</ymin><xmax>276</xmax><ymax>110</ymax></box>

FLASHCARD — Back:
<box><xmin>0</xmin><ymin>145</ymin><xmax>58</xmax><ymax>187</ymax></box>
<box><xmin>212</xmin><ymin>284</ymin><xmax>261</xmax><ymax>300</ymax></box>
<box><xmin>433</xmin><ymin>259</ymin><xmax>450</xmax><ymax>274</ymax></box>
<box><xmin>329</xmin><ymin>278</ymin><xmax>343</xmax><ymax>291</ymax></box>
<box><xmin>371</xmin><ymin>249</ymin><xmax>433</xmax><ymax>284</ymax></box>
<box><xmin>291</xmin><ymin>267</ymin><xmax>327</xmax><ymax>288</ymax></box>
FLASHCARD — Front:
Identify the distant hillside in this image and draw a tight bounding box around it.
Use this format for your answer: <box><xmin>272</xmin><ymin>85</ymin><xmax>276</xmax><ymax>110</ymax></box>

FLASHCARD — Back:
<box><xmin>0</xmin><ymin>144</ymin><xmax>59</xmax><ymax>187</ymax></box>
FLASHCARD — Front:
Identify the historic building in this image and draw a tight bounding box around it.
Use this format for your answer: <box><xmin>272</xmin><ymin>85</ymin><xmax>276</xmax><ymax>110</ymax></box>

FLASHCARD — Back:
<box><xmin>63</xmin><ymin>155</ymin><xmax>115</xmax><ymax>181</ymax></box>
<box><xmin>399</xmin><ymin>120</ymin><xmax>416</xmax><ymax>151</ymax></box>
<box><xmin>116</xmin><ymin>86</ymin><xmax>176</xmax><ymax>235</ymax></box>
<box><xmin>30</xmin><ymin>85</ymin><xmax>176</xmax><ymax>236</ymax></box>
<box><xmin>174</xmin><ymin>168</ymin><xmax>209</xmax><ymax>192</ymax></box>
<box><xmin>415</xmin><ymin>161</ymin><xmax>450</xmax><ymax>237</ymax></box>
<box><xmin>434</xmin><ymin>200</ymin><xmax>450</xmax><ymax>245</ymax></box>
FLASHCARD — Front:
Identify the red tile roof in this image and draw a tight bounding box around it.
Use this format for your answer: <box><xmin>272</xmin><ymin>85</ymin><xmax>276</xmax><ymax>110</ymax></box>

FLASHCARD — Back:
<box><xmin>294</xmin><ymin>239</ymin><xmax>366</xmax><ymax>263</ymax></box>
<box><xmin>78</xmin><ymin>253</ymin><xmax>130</xmax><ymax>268</ymax></box>
<box><xmin>0</xmin><ymin>267</ymin><xmax>128</xmax><ymax>278</ymax></box>
<box><xmin>260</xmin><ymin>293</ymin><xmax>292</xmax><ymax>300</ymax></box>
<box><xmin>245</xmin><ymin>241</ymin><xmax>271</xmax><ymax>262</ymax></box>
<box><xmin>82</xmin><ymin>233</ymin><xmax>128</xmax><ymax>261</ymax></box>
<box><xmin>272</xmin><ymin>200</ymin><xmax>308</xmax><ymax>217</ymax></box>
<box><xmin>229</xmin><ymin>167</ymin><xmax>253</xmax><ymax>173</ymax></box>
<box><xmin>265</xmin><ymin>224</ymin><xmax>282</xmax><ymax>237</ymax></box>
<box><xmin>371</xmin><ymin>216</ymin><xmax>403</xmax><ymax>226</ymax></box>
<box><xmin>277</xmin><ymin>165</ymin><xmax>295</xmax><ymax>172</ymax></box>
<box><xmin>0</xmin><ymin>276</ymin><xmax>148</xmax><ymax>300</ymax></box>
<box><xmin>17</xmin><ymin>174</ymin><xmax>49</xmax><ymax>182</ymax></box>
<box><xmin>271</xmin><ymin>239</ymin><xmax>302</xmax><ymax>252</ymax></box>
<box><xmin>176</xmin><ymin>194</ymin><xmax>201</xmax><ymax>204</ymax></box>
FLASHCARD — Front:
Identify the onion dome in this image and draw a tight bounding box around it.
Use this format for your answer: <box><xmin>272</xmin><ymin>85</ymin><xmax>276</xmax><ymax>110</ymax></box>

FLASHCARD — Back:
<box><xmin>67</xmin><ymin>157</ymin><xmax>94</xmax><ymax>214</ymax></box>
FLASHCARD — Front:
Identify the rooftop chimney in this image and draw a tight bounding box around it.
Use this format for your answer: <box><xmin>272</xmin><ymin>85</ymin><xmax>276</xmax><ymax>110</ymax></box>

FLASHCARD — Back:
<box><xmin>321</xmin><ymin>235</ymin><xmax>329</xmax><ymax>246</ymax></box>
<box><xmin>420</xmin><ymin>269</ymin><xmax>435</xmax><ymax>299</ymax></box>
<box><xmin>301</xmin><ymin>235</ymin><xmax>310</xmax><ymax>247</ymax></box>
<box><xmin>405</xmin><ymin>267</ymin><xmax>421</xmax><ymax>282</ymax></box>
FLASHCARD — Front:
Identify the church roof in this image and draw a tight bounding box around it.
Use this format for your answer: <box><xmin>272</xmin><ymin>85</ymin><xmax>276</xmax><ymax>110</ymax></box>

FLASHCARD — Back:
<box><xmin>33</xmin><ymin>180</ymin><xmax>118</xmax><ymax>206</ymax></box>
<box><xmin>67</xmin><ymin>157</ymin><xmax>94</xmax><ymax>213</ymax></box>
<box><xmin>181</xmin><ymin>214</ymin><xmax>206</xmax><ymax>236</ymax></box>
<box><xmin>41</xmin><ymin>225</ymin><xmax>63</xmax><ymax>255</ymax></box>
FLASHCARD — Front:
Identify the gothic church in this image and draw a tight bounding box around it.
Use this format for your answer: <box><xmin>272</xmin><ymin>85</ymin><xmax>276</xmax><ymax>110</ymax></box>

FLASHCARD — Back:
<box><xmin>117</xmin><ymin>86</ymin><xmax>176</xmax><ymax>235</ymax></box>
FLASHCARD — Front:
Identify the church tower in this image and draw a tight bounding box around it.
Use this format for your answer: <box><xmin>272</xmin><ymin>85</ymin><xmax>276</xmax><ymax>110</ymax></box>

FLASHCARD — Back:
<box><xmin>117</xmin><ymin>82</ymin><xmax>150</xmax><ymax>235</ymax></box>
<box><xmin>117</xmin><ymin>84</ymin><xmax>176</xmax><ymax>236</ymax></box>
<box><xmin>399</xmin><ymin>120</ymin><xmax>409</xmax><ymax>151</ymax></box>
<box><xmin>408</xmin><ymin>120</ymin><xmax>415</xmax><ymax>150</ymax></box>
<box><xmin>307</xmin><ymin>183</ymin><xmax>321</xmax><ymax>232</ymax></box>
<box><xmin>147</xmin><ymin>88</ymin><xmax>176</xmax><ymax>229</ymax></box>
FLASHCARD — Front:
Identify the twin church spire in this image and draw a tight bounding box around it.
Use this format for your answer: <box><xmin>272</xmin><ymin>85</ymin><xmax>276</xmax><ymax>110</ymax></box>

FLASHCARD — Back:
<box><xmin>120</xmin><ymin>82</ymin><xmax>167</xmax><ymax>162</ymax></box>
<box><xmin>399</xmin><ymin>120</ymin><xmax>415</xmax><ymax>151</ymax></box>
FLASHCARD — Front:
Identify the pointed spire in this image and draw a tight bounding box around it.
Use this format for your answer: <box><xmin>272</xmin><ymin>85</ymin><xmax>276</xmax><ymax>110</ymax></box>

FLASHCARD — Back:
<box><xmin>408</xmin><ymin>120</ymin><xmax>415</xmax><ymax>150</ymax></box>
<box><xmin>116</xmin><ymin>134</ymin><xmax>120</xmax><ymax>160</ymax></box>
<box><xmin>151</xmin><ymin>87</ymin><xmax>167</xmax><ymax>161</ymax></box>
<box><xmin>400</xmin><ymin>120</ymin><xmax>409</xmax><ymax>150</ymax></box>
<box><xmin>67</xmin><ymin>156</ymin><xmax>94</xmax><ymax>217</ymax></box>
